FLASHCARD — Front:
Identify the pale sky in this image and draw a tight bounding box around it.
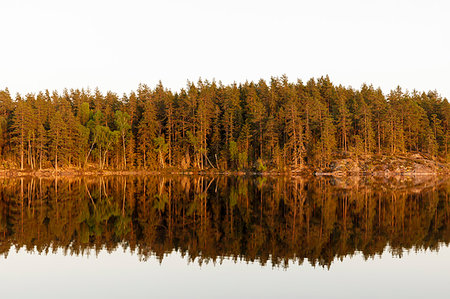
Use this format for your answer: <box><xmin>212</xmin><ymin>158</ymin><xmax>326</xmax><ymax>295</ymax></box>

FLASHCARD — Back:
<box><xmin>0</xmin><ymin>0</ymin><xmax>449</xmax><ymax>98</ymax></box>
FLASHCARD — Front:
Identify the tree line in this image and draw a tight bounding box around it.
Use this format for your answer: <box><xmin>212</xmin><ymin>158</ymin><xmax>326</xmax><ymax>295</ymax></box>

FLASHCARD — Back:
<box><xmin>0</xmin><ymin>176</ymin><xmax>448</xmax><ymax>267</ymax></box>
<box><xmin>0</xmin><ymin>75</ymin><xmax>448</xmax><ymax>171</ymax></box>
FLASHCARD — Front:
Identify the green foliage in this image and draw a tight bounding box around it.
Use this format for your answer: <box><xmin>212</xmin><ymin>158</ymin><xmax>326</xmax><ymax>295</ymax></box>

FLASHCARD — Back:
<box><xmin>154</xmin><ymin>194</ymin><xmax>169</xmax><ymax>213</ymax></box>
<box><xmin>256</xmin><ymin>158</ymin><xmax>267</xmax><ymax>172</ymax></box>
<box><xmin>153</xmin><ymin>136</ymin><xmax>168</xmax><ymax>154</ymax></box>
<box><xmin>238</xmin><ymin>152</ymin><xmax>248</xmax><ymax>170</ymax></box>
<box><xmin>153</xmin><ymin>136</ymin><xmax>169</xmax><ymax>168</ymax></box>
<box><xmin>114</xmin><ymin>110</ymin><xmax>131</xmax><ymax>134</ymax></box>
<box><xmin>79</xmin><ymin>102</ymin><xmax>90</xmax><ymax>125</ymax></box>
<box><xmin>115</xmin><ymin>110</ymin><xmax>131</xmax><ymax>168</ymax></box>
<box><xmin>352</xmin><ymin>135</ymin><xmax>364</xmax><ymax>156</ymax></box>
<box><xmin>229</xmin><ymin>140</ymin><xmax>238</xmax><ymax>165</ymax></box>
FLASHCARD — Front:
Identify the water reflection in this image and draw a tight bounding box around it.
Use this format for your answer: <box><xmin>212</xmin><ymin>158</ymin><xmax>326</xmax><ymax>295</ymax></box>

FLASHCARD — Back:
<box><xmin>0</xmin><ymin>176</ymin><xmax>449</xmax><ymax>268</ymax></box>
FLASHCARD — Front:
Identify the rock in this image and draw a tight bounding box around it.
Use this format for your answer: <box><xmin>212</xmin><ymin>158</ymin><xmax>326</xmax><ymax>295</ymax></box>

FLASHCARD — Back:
<box><xmin>316</xmin><ymin>154</ymin><xmax>449</xmax><ymax>177</ymax></box>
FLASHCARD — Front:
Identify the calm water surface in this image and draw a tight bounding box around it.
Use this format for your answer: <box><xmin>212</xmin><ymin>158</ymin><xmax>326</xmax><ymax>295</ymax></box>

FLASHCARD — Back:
<box><xmin>0</xmin><ymin>176</ymin><xmax>449</xmax><ymax>298</ymax></box>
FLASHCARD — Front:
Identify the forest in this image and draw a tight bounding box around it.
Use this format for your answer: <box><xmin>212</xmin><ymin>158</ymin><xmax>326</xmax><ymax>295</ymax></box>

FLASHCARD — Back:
<box><xmin>0</xmin><ymin>75</ymin><xmax>448</xmax><ymax>172</ymax></box>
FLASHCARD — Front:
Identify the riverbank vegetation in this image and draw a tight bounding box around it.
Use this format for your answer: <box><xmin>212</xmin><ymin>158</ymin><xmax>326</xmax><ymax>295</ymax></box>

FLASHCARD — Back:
<box><xmin>0</xmin><ymin>75</ymin><xmax>448</xmax><ymax>172</ymax></box>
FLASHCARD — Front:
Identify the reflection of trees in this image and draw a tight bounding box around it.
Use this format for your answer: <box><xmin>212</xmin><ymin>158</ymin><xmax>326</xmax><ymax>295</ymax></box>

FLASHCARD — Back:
<box><xmin>0</xmin><ymin>176</ymin><xmax>449</xmax><ymax>268</ymax></box>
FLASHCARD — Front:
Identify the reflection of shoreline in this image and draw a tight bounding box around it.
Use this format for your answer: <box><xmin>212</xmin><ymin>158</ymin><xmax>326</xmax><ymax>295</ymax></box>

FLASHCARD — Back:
<box><xmin>324</xmin><ymin>175</ymin><xmax>448</xmax><ymax>191</ymax></box>
<box><xmin>0</xmin><ymin>171</ymin><xmax>448</xmax><ymax>178</ymax></box>
<box><xmin>0</xmin><ymin>172</ymin><xmax>447</xmax><ymax>192</ymax></box>
<box><xmin>0</xmin><ymin>177</ymin><xmax>449</xmax><ymax>268</ymax></box>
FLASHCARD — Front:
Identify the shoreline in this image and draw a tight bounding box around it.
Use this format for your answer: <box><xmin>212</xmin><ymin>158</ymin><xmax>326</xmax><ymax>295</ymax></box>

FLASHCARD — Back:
<box><xmin>1</xmin><ymin>153</ymin><xmax>448</xmax><ymax>178</ymax></box>
<box><xmin>0</xmin><ymin>168</ymin><xmax>448</xmax><ymax>178</ymax></box>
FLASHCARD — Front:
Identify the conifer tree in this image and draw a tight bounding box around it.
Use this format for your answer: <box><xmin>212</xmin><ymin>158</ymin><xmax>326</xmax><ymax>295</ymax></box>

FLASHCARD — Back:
<box><xmin>0</xmin><ymin>89</ymin><xmax>13</xmax><ymax>160</ymax></box>
<box><xmin>223</xmin><ymin>83</ymin><xmax>241</xmax><ymax>145</ymax></box>
<box><xmin>49</xmin><ymin>110</ymin><xmax>66</xmax><ymax>171</ymax></box>
<box><xmin>124</xmin><ymin>92</ymin><xmax>139</xmax><ymax>167</ymax></box>
<box><xmin>246</xmin><ymin>85</ymin><xmax>265</xmax><ymax>160</ymax></box>
<box><xmin>137</xmin><ymin>85</ymin><xmax>158</xmax><ymax>168</ymax></box>
<box><xmin>12</xmin><ymin>95</ymin><xmax>33</xmax><ymax>169</ymax></box>
<box><xmin>337</xmin><ymin>92</ymin><xmax>350</xmax><ymax>152</ymax></box>
<box><xmin>284</xmin><ymin>90</ymin><xmax>304</xmax><ymax>168</ymax></box>
<box><xmin>115</xmin><ymin>110</ymin><xmax>131</xmax><ymax>169</ymax></box>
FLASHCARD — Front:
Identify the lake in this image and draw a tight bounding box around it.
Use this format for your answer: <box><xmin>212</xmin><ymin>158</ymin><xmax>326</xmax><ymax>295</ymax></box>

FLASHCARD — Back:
<box><xmin>0</xmin><ymin>175</ymin><xmax>449</xmax><ymax>298</ymax></box>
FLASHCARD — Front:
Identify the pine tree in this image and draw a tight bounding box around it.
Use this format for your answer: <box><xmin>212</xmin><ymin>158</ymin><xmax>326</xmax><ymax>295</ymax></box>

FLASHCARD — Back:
<box><xmin>284</xmin><ymin>92</ymin><xmax>304</xmax><ymax>168</ymax></box>
<box><xmin>356</xmin><ymin>93</ymin><xmax>375</xmax><ymax>155</ymax></box>
<box><xmin>318</xmin><ymin>115</ymin><xmax>336</xmax><ymax>167</ymax></box>
<box><xmin>369</xmin><ymin>87</ymin><xmax>387</xmax><ymax>154</ymax></box>
<box><xmin>49</xmin><ymin>110</ymin><xmax>66</xmax><ymax>171</ymax></box>
<box><xmin>196</xmin><ymin>80</ymin><xmax>215</xmax><ymax>169</ymax></box>
<box><xmin>35</xmin><ymin>92</ymin><xmax>48</xmax><ymax>169</ymax></box>
<box><xmin>337</xmin><ymin>92</ymin><xmax>350</xmax><ymax>153</ymax></box>
<box><xmin>124</xmin><ymin>92</ymin><xmax>138</xmax><ymax>168</ymax></box>
<box><xmin>115</xmin><ymin>110</ymin><xmax>131</xmax><ymax>169</ymax></box>
<box><xmin>11</xmin><ymin>95</ymin><xmax>33</xmax><ymax>170</ymax></box>
<box><xmin>137</xmin><ymin>86</ymin><xmax>159</xmax><ymax>168</ymax></box>
<box><xmin>0</xmin><ymin>89</ymin><xmax>13</xmax><ymax>160</ymax></box>
<box><xmin>223</xmin><ymin>83</ymin><xmax>241</xmax><ymax>145</ymax></box>
<box><xmin>246</xmin><ymin>85</ymin><xmax>265</xmax><ymax>160</ymax></box>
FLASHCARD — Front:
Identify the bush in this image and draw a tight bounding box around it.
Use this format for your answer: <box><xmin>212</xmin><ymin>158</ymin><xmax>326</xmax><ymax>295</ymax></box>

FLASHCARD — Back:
<box><xmin>256</xmin><ymin>158</ymin><xmax>267</xmax><ymax>172</ymax></box>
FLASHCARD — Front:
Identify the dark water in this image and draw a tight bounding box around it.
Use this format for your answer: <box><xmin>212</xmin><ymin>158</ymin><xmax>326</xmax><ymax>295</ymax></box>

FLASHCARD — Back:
<box><xmin>0</xmin><ymin>176</ymin><xmax>449</xmax><ymax>298</ymax></box>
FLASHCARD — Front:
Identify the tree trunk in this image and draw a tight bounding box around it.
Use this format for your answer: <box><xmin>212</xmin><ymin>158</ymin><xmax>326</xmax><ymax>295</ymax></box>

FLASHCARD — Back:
<box><xmin>259</xmin><ymin>123</ymin><xmax>263</xmax><ymax>159</ymax></box>
<box><xmin>377</xmin><ymin>121</ymin><xmax>381</xmax><ymax>154</ymax></box>
<box><xmin>122</xmin><ymin>134</ymin><xmax>126</xmax><ymax>169</ymax></box>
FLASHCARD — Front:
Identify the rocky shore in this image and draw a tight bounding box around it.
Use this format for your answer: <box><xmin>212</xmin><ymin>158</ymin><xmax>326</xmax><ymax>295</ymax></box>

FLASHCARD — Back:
<box><xmin>313</xmin><ymin>154</ymin><xmax>449</xmax><ymax>177</ymax></box>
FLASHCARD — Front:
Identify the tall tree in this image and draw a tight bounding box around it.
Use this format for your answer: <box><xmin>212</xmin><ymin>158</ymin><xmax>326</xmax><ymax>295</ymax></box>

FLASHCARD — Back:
<box><xmin>137</xmin><ymin>85</ymin><xmax>159</xmax><ymax>168</ymax></box>
<box><xmin>49</xmin><ymin>111</ymin><xmax>66</xmax><ymax>171</ymax></box>
<box><xmin>115</xmin><ymin>110</ymin><xmax>131</xmax><ymax>169</ymax></box>
<box><xmin>11</xmin><ymin>95</ymin><xmax>33</xmax><ymax>170</ymax></box>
